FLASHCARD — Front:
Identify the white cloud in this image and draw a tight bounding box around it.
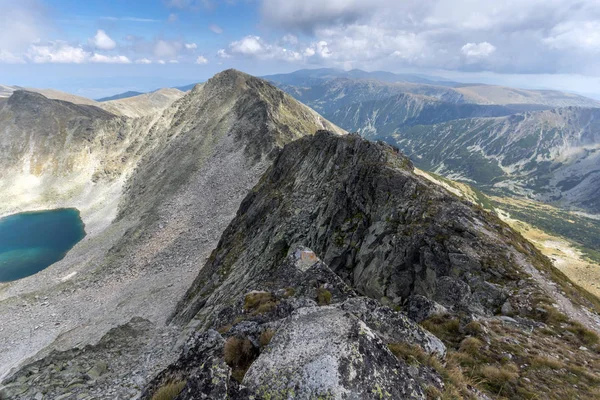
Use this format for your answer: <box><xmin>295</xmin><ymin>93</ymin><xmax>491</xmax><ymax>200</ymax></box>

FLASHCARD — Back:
<box><xmin>255</xmin><ymin>0</ymin><xmax>600</xmax><ymax>75</ymax></box>
<box><xmin>27</xmin><ymin>42</ymin><xmax>89</xmax><ymax>63</ymax></box>
<box><xmin>168</xmin><ymin>13</ymin><xmax>178</xmax><ymax>23</ymax></box>
<box><xmin>196</xmin><ymin>55</ymin><xmax>208</xmax><ymax>64</ymax></box>
<box><xmin>223</xmin><ymin>35</ymin><xmax>303</xmax><ymax>61</ymax></box>
<box><xmin>135</xmin><ymin>58</ymin><xmax>152</xmax><ymax>64</ymax></box>
<box><xmin>168</xmin><ymin>59</ymin><xmax>179</xmax><ymax>63</ymax></box>
<box><xmin>543</xmin><ymin>21</ymin><xmax>600</xmax><ymax>52</ymax></box>
<box><xmin>154</xmin><ymin>40</ymin><xmax>183</xmax><ymax>58</ymax></box>
<box><xmin>185</xmin><ymin>43</ymin><xmax>197</xmax><ymax>49</ymax></box>
<box><xmin>461</xmin><ymin>42</ymin><xmax>496</xmax><ymax>59</ymax></box>
<box><xmin>217</xmin><ymin>49</ymin><xmax>232</xmax><ymax>59</ymax></box>
<box><xmin>0</xmin><ymin>0</ymin><xmax>49</xmax><ymax>53</ymax></box>
<box><xmin>24</xmin><ymin>42</ymin><xmax>132</xmax><ymax>64</ymax></box>
<box><xmin>209</xmin><ymin>24</ymin><xmax>223</xmax><ymax>34</ymax></box>
<box><xmin>90</xmin><ymin>54</ymin><xmax>132</xmax><ymax>64</ymax></box>
<box><xmin>0</xmin><ymin>50</ymin><xmax>25</xmax><ymax>64</ymax></box>
<box><xmin>89</xmin><ymin>30</ymin><xmax>117</xmax><ymax>50</ymax></box>
<box><xmin>157</xmin><ymin>60</ymin><xmax>166</xmax><ymax>64</ymax></box>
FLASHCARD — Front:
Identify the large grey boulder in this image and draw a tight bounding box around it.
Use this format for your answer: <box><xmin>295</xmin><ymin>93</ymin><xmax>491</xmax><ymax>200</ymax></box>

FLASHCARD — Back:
<box><xmin>243</xmin><ymin>306</ymin><xmax>425</xmax><ymax>399</ymax></box>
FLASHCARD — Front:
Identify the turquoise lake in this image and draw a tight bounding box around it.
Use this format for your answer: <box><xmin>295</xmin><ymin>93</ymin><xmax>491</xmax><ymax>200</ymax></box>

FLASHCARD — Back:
<box><xmin>0</xmin><ymin>209</ymin><xmax>86</xmax><ymax>282</ymax></box>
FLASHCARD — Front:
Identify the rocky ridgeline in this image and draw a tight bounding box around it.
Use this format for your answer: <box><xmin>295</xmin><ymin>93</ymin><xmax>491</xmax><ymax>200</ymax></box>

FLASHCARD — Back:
<box><xmin>142</xmin><ymin>248</ymin><xmax>446</xmax><ymax>399</ymax></box>
<box><xmin>2</xmin><ymin>80</ymin><xmax>600</xmax><ymax>399</ymax></box>
<box><xmin>137</xmin><ymin>131</ymin><xmax>598</xmax><ymax>399</ymax></box>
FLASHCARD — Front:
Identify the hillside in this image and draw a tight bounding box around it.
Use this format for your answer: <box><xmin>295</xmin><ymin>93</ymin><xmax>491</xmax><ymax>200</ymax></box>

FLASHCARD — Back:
<box><xmin>155</xmin><ymin>131</ymin><xmax>600</xmax><ymax>399</ymax></box>
<box><xmin>329</xmin><ymin>92</ymin><xmax>516</xmax><ymax>137</ymax></box>
<box><xmin>0</xmin><ymin>71</ymin><xmax>599</xmax><ymax>400</ymax></box>
<box><xmin>0</xmin><ymin>85</ymin><xmax>98</xmax><ymax>106</ymax></box>
<box><xmin>388</xmin><ymin>107</ymin><xmax>600</xmax><ymax>213</ymax></box>
<box><xmin>98</xmin><ymin>88</ymin><xmax>185</xmax><ymax>118</ymax></box>
<box><xmin>96</xmin><ymin>91</ymin><xmax>144</xmax><ymax>102</ymax></box>
<box><xmin>0</xmin><ymin>70</ymin><xmax>342</xmax><ymax>395</ymax></box>
<box><xmin>268</xmin><ymin>70</ymin><xmax>600</xmax><ymax>112</ymax></box>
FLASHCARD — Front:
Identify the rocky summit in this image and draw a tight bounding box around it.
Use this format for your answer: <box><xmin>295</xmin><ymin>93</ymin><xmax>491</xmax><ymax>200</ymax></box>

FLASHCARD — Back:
<box><xmin>1</xmin><ymin>72</ymin><xmax>600</xmax><ymax>400</ymax></box>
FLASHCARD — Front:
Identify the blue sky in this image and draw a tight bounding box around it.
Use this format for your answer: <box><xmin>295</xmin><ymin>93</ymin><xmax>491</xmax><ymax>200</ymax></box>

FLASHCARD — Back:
<box><xmin>1</xmin><ymin>0</ymin><xmax>600</xmax><ymax>99</ymax></box>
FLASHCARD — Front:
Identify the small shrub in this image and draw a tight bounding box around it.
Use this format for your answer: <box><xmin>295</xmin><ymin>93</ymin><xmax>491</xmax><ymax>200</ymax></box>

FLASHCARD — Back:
<box><xmin>464</xmin><ymin>321</ymin><xmax>483</xmax><ymax>336</ymax></box>
<box><xmin>224</xmin><ymin>336</ymin><xmax>257</xmax><ymax>382</ymax></box>
<box><xmin>567</xmin><ymin>322</ymin><xmax>599</xmax><ymax>346</ymax></box>
<box><xmin>316</xmin><ymin>288</ymin><xmax>332</xmax><ymax>306</ymax></box>
<box><xmin>421</xmin><ymin>316</ymin><xmax>462</xmax><ymax>346</ymax></box>
<box><xmin>388</xmin><ymin>342</ymin><xmax>428</xmax><ymax>365</ymax></box>
<box><xmin>244</xmin><ymin>291</ymin><xmax>277</xmax><ymax>315</ymax></box>
<box><xmin>459</xmin><ymin>337</ymin><xmax>483</xmax><ymax>356</ymax></box>
<box><xmin>424</xmin><ymin>385</ymin><xmax>442</xmax><ymax>400</ymax></box>
<box><xmin>259</xmin><ymin>329</ymin><xmax>275</xmax><ymax>347</ymax></box>
<box><xmin>480</xmin><ymin>364</ymin><xmax>519</xmax><ymax>392</ymax></box>
<box><xmin>531</xmin><ymin>355</ymin><xmax>565</xmax><ymax>370</ymax></box>
<box><xmin>151</xmin><ymin>380</ymin><xmax>186</xmax><ymax>400</ymax></box>
<box><xmin>284</xmin><ymin>287</ymin><xmax>296</xmax><ymax>298</ymax></box>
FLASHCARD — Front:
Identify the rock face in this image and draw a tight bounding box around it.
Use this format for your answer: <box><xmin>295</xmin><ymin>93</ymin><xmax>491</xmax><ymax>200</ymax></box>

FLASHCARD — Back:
<box><xmin>173</xmin><ymin>131</ymin><xmax>539</xmax><ymax>328</ymax></box>
<box><xmin>142</xmin><ymin>249</ymin><xmax>444</xmax><ymax>400</ymax></box>
<box><xmin>244</xmin><ymin>306</ymin><xmax>425</xmax><ymax>400</ymax></box>
<box><xmin>0</xmin><ymin>70</ymin><xmax>342</xmax><ymax>393</ymax></box>
<box><xmin>98</xmin><ymin>88</ymin><xmax>185</xmax><ymax>118</ymax></box>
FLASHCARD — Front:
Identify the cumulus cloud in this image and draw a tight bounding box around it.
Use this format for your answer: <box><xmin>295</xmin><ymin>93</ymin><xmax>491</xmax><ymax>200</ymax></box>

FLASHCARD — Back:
<box><xmin>220</xmin><ymin>35</ymin><xmax>303</xmax><ymax>61</ymax></box>
<box><xmin>185</xmin><ymin>43</ymin><xmax>198</xmax><ymax>49</ymax></box>
<box><xmin>135</xmin><ymin>58</ymin><xmax>152</xmax><ymax>64</ymax></box>
<box><xmin>90</xmin><ymin>54</ymin><xmax>132</xmax><ymax>64</ymax></box>
<box><xmin>217</xmin><ymin>49</ymin><xmax>232</xmax><ymax>59</ymax></box>
<box><xmin>89</xmin><ymin>30</ymin><xmax>117</xmax><ymax>50</ymax></box>
<box><xmin>461</xmin><ymin>42</ymin><xmax>496</xmax><ymax>59</ymax></box>
<box><xmin>27</xmin><ymin>42</ymin><xmax>89</xmax><ymax>63</ymax></box>
<box><xmin>196</xmin><ymin>55</ymin><xmax>208</xmax><ymax>64</ymax></box>
<box><xmin>24</xmin><ymin>42</ymin><xmax>132</xmax><ymax>64</ymax></box>
<box><xmin>254</xmin><ymin>0</ymin><xmax>600</xmax><ymax>74</ymax></box>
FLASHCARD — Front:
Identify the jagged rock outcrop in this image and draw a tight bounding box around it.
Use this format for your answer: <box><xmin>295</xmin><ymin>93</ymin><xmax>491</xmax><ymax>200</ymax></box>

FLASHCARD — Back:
<box><xmin>0</xmin><ymin>70</ymin><xmax>342</xmax><ymax>396</ymax></box>
<box><xmin>142</xmin><ymin>248</ymin><xmax>445</xmax><ymax>399</ymax></box>
<box><xmin>173</xmin><ymin>131</ymin><xmax>536</xmax><ymax>327</ymax></box>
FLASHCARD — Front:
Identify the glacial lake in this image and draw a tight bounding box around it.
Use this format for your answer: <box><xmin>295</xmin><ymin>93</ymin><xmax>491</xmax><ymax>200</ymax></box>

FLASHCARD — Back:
<box><xmin>0</xmin><ymin>209</ymin><xmax>86</xmax><ymax>282</ymax></box>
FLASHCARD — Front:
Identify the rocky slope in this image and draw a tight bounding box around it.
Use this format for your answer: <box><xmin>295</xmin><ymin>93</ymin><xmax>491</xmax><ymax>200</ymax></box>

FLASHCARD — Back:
<box><xmin>388</xmin><ymin>107</ymin><xmax>600</xmax><ymax>213</ymax></box>
<box><xmin>329</xmin><ymin>93</ymin><xmax>516</xmax><ymax>137</ymax></box>
<box><xmin>1</xmin><ymin>73</ymin><xmax>599</xmax><ymax>399</ymax></box>
<box><xmin>98</xmin><ymin>88</ymin><xmax>185</xmax><ymax>118</ymax></box>
<box><xmin>135</xmin><ymin>131</ymin><xmax>598</xmax><ymax>399</ymax></box>
<box><xmin>0</xmin><ymin>69</ymin><xmax>342</xmax><ymax>395</ymax></box>
<box><xmin>0</xmin><ymin>85</ymin><xmax>99</xmax><ymax>106</ymax></box>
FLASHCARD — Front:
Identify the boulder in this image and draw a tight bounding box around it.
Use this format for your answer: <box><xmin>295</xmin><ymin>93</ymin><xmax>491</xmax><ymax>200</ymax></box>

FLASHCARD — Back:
<box><xmin>243</xmin><ymin>306</ymin><xmax>426</xmax><ymax>399</ymax></box>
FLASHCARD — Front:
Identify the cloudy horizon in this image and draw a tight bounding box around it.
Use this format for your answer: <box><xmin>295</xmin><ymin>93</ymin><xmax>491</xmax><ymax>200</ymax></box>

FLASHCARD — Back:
<box><xmin>1</xmin><ymin>0</ymin><xmax>600</xmax><ymax>99</ymax></box>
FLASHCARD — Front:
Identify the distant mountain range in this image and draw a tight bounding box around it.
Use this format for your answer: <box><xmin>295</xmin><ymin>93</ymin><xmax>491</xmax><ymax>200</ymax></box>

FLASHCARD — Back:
<box><xmin>95</xmin><ymin>83</ymin><xmax>199</xmax><ymax>102</ymax></box>
<box><xmin>96</xmin><ymin>91</ymin><xmax>144</xmax><ymax>102</ymax></box>
<box><xmin>265</xmin><ymin>68</ymin><xmax>600</xmax><ymax>214</ymax></box>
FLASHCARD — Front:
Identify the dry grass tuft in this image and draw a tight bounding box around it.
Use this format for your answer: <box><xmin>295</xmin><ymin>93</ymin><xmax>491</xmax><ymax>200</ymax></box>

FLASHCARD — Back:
<box><xmin>244</xmin><ymin>291</ymin><xmax>278</xmax><ymax>315</ymax></box>
<box><xmin>259</xmin><ymin>329</ymin><xmax>275</xmax><ymax>347</ymax></box>
<box><xmin>459</xmin><ymin>337</ymin><xmax>483</xmax><ymax>356</ymax></box>
<box><xmin>480</xmin><ymin>364</ymin><xmax>519</xmax><ymax>393</ymax></box>
<box><xmin>316</xmin><ymin>287</ymin><xmax>332</xmax><ymax>305</ymax></box>
<box><xmin>151</xmin><ymin>380</ymin><xmax>186</xmax><ymax>400</ymax></box>
<box><xmin>224</xmin><ymin>336</ymin><xmax>257</xmax><ymax>382</ymax></box>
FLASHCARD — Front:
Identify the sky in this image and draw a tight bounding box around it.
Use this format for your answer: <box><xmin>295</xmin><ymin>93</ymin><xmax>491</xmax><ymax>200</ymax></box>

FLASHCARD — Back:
<box><xmin>1</xmin><ymin>0</ymin><xmax>600</xmax><ymax>99</ymax></box>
